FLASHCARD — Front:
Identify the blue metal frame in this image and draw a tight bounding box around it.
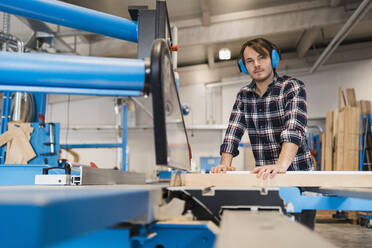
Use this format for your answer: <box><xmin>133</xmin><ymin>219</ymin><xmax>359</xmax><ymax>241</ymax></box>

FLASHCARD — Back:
<box><xmin>50</xmin><ymin>228</ymin><xmax>131</xmax><ymax>248</ymax></box>
<box><xmin>27</xmin><ymin>123</ymin><xmax>60</xmax><ymax>166</ymax></box>
<box><xmin>307</xmin><ymin>133</ymin><xmax>321</xmax><ymax>170</ymax></box>
<box><xmin>33</xmin><ymin>92</ymin><xmax>47</xmax><ymax>122</ymax></box>
<box><xmin>60</xmin><ymin>144</ymin><xmax>122</xmax><ymax>149</ymax></box>
<box><xmin>0</xmin><ymin>164</ymin><xmax>50</xmax><ymax>185</ymax></box>
<box><xmin>360</xmin><ymin>113</ymin><xmax>372</xmax><ymax>170</ymax></box>
<box><xmin>0</xmin><ymin>0</ymin><xmax>138</xmax><ymax>42</ymax></box>
<box><xmin>279</xmin><ymin>187</ymin><xmax>372</xmax><ymax>213</ymax></box>
<box><xmin>0</xmin><ymin>187</ymin><xmax>153</xmax><ymax>248</ymax></box>
<box><xmin>0</xmin><ymin>91</ymin><xmax>11</xmax><ymax>164</ymax></box>
<box><xmin>0</xmin><ymin>1</ymin><xmax>146</xmax><ymax>170</ymax></box>
<box><xmin>132</xmin><ymin>223</ymin><xmax>216</xmax><ymax>248</ymax></box>
<box><xmin>36</xmin><ymin>223</ymin><xmax>216</xmax><ymax>248</ymax></box>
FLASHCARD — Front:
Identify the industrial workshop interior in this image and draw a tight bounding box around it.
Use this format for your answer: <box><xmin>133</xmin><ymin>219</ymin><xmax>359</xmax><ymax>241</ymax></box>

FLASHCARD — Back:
<box><xmin>3</xmin><ymin>0</ymin><xmax>372</xmax><ymax>247</ymax></box>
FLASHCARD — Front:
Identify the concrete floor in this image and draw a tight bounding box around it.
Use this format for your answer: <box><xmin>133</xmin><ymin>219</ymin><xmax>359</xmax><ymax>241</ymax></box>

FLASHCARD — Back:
<box><xmin>315</xmin><ymin>222</ymin><xmax>372</xmax><ymax>248</ymax></box>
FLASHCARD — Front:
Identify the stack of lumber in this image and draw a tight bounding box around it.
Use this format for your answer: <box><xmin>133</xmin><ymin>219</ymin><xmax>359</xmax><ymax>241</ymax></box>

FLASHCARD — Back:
<box><xmin>322</xmin><ymin>88</ymin><xmax>365</xmax><ymax>171</ymax></box>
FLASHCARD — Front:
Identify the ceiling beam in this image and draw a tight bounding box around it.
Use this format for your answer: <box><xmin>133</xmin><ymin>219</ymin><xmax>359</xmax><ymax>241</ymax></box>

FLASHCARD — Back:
<box><xmin>296</xmin><ymin>28</ymin><xmax>321</xmax><ymax>58</ymax></box>
<box><xmin>175</xmin><ymin>0</ymin><xmax>330</xmax><ymax>29</ymax></box>
<box><xmin>329</xmin><ymin>0</ymin><xmax>342</xmax><ymax>7</ymax></box>
<box><xmin>201</xmin><ymin>0</ymin><xmax>211</xmax><ymax>26</ymax></box>
<box><xmin>207</xmin><ymin>45</ymin><xmax>215</xmax><ymax>69</ymax></box>
<box><xmin>177</xmin><ymin>4</ymin><xmax>351</xmax><ymax>47</ymax></box>
<box><xmin>310</xmin><ymin>0</ymin><xmax>372</xmax><ymax>73</ymax></box>
<box><xmin>178</xmin><ymin>41</ymin><xmax>372</xmax><ymax>86</ymax></box>
<box><xmin>17</xmin><ymin>17</ymin><xmax>77</xmax><ymax>53</ymax></box>
<box><xmin>55</xmin><ymin>30</ymin><xmax>90</xmax><ymax>37</ymax></box>
<box><xmin>89</xmin><ymin>37</ymin><xmax>137</xmax><ymax>58</ymax></box>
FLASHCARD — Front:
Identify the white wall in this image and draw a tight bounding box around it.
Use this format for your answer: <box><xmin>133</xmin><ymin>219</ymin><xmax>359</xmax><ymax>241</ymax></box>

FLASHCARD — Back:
<box><xmin>47</xmin><ymin>58</ymin><xmax>372</xmax><ymax>177</ymax></box>
<box><xmin>302</xmin><ymin>59</ymin><xmax>372</xmax><ymax>118</ymax></box>
<box><xmin>48</xmin><ymin>97</ymin><xmax>121</xmax><ymax>170</ymax></box>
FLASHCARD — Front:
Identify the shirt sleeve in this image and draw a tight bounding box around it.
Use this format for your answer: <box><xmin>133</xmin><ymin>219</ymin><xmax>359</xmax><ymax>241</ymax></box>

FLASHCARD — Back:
<box><xmin>280</xmin><ymin>80</ymin><xmax>308</xmax><ymax>147</ymax></box>
<box><xmin>220</xmin><ymin>91</ymin><xmax>247</xmax><ymax>157</ymax></box>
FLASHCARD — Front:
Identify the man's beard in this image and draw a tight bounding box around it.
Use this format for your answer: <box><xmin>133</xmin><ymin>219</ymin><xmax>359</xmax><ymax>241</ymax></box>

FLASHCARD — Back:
<box><xmin>255</xmin><ymin>70</ymin><xmax>273</xmax><ymax>84</ymax></box>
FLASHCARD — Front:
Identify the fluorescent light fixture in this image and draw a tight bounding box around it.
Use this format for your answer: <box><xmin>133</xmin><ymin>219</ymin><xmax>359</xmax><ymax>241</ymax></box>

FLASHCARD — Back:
<box><xmin>219</xmin><ymin>48</ymin><xmax>231</xmax><ymax>60</ymax></box>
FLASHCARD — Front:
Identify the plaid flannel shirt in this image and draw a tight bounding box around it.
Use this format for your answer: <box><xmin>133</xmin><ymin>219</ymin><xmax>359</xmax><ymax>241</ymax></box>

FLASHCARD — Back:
<box><xmin>220</xmin><ymin>73</ymin><xmax>313</xmax><ymax>171</ymax></box>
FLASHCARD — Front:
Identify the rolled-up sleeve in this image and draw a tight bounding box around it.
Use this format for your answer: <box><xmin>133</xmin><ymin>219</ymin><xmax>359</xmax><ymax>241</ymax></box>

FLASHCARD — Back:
<box><xmin>280</xmin><ymin>81</ymin><xmax>307</xmax><ymax>147</ymax></box>
<box><xmin>220</xmin><ymin>91</ymin><xmax>247</xmax><ymax>157</ymax></box>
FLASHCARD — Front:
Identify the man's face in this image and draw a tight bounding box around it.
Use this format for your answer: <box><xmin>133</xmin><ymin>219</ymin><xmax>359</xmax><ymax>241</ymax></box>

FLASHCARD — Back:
<box><xmin>243</xmin><ymin>46</ymin><xmax>273</xmax><ymax>82</ymax></box>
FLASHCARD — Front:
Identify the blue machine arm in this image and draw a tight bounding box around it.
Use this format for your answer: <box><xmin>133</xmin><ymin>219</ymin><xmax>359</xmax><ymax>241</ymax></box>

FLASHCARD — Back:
<box><xmin>0</xmin><ymin>52</ymin><xmax>146</xmax><ymax>93</ymax></box>
<box><xmin>0</xmin><ymin>0</ymin><xmax>138</xmax><ymax>42</ymax></box>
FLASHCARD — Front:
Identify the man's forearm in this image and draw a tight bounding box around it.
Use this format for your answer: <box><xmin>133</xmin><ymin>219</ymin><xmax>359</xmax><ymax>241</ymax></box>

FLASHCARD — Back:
<box><xmin>220</xmin><ymin>152</ymin><xmax>233</xmax><ymax>167</ymax></box>
<box><xmin>277</xmin><ymin>142</ymin><xmax>299</xmax><ymax>170</ymax></box>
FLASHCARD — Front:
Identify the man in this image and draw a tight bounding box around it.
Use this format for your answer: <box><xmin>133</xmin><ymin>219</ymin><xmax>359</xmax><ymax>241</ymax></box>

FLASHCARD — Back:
<box><xmin>211</xmin><ymin>38</ymin><xmax>315</xmax><ymax>228</ymax></box>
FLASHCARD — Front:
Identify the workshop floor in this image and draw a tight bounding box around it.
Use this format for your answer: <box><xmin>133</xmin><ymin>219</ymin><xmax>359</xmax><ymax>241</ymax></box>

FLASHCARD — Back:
<box><xmin>315</xmin><ymin>222</ymin><xmax>372</xmax><ymax>248</ymax></box>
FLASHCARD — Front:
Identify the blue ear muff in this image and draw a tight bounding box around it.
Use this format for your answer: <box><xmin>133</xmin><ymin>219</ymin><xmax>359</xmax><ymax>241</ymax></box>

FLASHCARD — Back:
<box><xmin>239</xmin><ymin>59</ymin><xmax>248</xmax><ymax>74</ymax></box>
<box><xmin>271</xmin><ymin>49</ymin><xmax>280</xmax><ymax>69</ymax></box>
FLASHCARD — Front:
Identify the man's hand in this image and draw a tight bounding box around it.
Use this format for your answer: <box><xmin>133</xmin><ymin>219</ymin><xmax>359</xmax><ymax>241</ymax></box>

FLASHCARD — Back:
<box><xmin>251</xmin><ymin>164</ymin><xmax>287</xmax><ymax>180</ymax></box>
<box><xmin>211</xmin><ymin>164</ymin><xmax>236</xmax><ymax>173</ymax></box>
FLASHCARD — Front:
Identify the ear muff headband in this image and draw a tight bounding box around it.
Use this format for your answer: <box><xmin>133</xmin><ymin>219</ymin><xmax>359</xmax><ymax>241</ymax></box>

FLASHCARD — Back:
<box><xmin>239</xmin><ymin>48</ymin><xmax>280</xmax><ymax>74</ymax></box>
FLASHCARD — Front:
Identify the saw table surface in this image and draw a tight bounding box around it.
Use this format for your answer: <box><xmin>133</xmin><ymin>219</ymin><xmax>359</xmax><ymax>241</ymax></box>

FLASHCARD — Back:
<box><xmin>216</xmin><ymin>210</ymin><xmax>337</xmax><ymax>248</ymax></box>
<box><xmin>0</xmin><ymin>184</ymin><xmax>164</xmax><ymax>248</ymax></box>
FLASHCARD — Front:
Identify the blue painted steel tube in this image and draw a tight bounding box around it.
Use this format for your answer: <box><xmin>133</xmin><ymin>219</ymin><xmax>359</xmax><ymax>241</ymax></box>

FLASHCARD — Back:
<box><xmin>0</xmin><ymin>52</ymin><xmax>145</xmax><ymax>91</ymax></box>
<box><xmin>0</xmin><ymin>85</ymin><xmax>141</xmax><ymax>97</ymax></box>
<box><xmin>60</xmin><ymin>144</ymin><xmax>122</xmax><ymax>149</ymax></box>
<box><xmin>0</xmin><ymin>0</ymin><xmax>138</xmax><ymax>42</ymax></box>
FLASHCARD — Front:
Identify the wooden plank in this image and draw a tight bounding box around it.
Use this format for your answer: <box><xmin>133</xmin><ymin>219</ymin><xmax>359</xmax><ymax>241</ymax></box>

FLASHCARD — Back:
<box><xmin>321</xmin><ymin>133</ymin><xmax>326</xmax><ymax>171</ymax></box>
<box><xmin>360</xmin><ymin>100</ymin><xmax>371</xmax><ymax>116</ymax></box>
<box><xmin>343</xmin><ymin>106</ymin><xmax>361</xmax><ymax>171</ymax></box>
<box><xmin>216</xmin><ymin>210</ymin><xmax>337</xmax><ymax>248</ymax></box>
<box><xmin>244</xmin><ymin>147</ymin><xmax>256</xmax><ymax>170</ymax></box>
<box><xmin>171</xmin><ymin>171</ymin><xmax>372</xmax><ymax>188</ymax></box>
<box><xmin>345</xmin><ymin>88</ymin><xmax>357</xmax><ymax>107</ymax></box>
<box><xmin>354</xmin><ymin>106</ymin><xmax>361</xmax><ymax>170</ymax></box>
<box><xmin>316</xmin><ymin>210</ymin><xmax>337</xmax><ymax>221</ymax></box>
<box><xmin>338</xmin><ymin>87</ymin><xmax>346</xmax><ymax>111</ymax></box>
<box><xmin>333</xmin><ymin>110</ymin><xmax>338</xmax><ymax>170</ymax></box>
<box><xmin>324</xmin><ymin>111</ymin><xmax>334</xmax><ymax>171</ymax></box>
<box><xmin>336</xmin><ymin>110</ymin><xmax>345</xmax><ymax>170</ymax></box>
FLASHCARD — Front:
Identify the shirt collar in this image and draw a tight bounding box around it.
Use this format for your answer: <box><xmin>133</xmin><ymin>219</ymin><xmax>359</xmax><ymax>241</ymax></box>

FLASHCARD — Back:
<box><xmin>246</xmin><ymin>73</ymin><xmax>279</xmax><ymax>92</ymax></box>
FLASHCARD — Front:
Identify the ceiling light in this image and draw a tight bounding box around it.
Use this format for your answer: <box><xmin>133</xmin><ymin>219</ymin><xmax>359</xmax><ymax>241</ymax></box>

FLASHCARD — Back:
<box><xmin>219</xmin><ymin>48</ymin><xmax>231</xmax><ymax>60</ymax></box>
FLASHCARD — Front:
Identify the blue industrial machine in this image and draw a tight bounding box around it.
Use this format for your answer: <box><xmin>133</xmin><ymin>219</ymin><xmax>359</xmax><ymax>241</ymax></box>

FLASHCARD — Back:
<box><xmin>0</xmin><ymin>1</ymin><xmax>197</xmax><ymax>247</ymax></box>
<box><xmin>0</xmin><ymin>1</ymin><xmax>372</xmax><ymax>248</ymax></box>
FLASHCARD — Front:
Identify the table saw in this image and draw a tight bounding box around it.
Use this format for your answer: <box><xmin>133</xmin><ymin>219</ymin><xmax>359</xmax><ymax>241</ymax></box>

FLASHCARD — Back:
<box><xmin>0</xmin><ymin>1</ymin><xmax>371</xmax><ymax>248</ymax></box>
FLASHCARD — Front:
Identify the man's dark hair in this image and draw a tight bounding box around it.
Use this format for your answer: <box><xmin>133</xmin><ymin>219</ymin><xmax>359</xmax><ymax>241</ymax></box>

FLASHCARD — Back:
<box><xmin>239</xmin><ymin>38</ymin><xmax>281</xmax><ymax>71</ymax></box>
